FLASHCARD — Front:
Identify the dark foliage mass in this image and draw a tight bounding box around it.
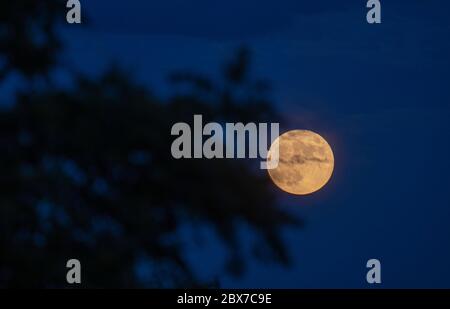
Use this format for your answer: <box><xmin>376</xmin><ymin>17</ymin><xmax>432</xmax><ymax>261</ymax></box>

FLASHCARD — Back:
<box><xmin>0</xmin><ymin>0</ymin><xmax>299</xmax><ymax>287</ymax></box>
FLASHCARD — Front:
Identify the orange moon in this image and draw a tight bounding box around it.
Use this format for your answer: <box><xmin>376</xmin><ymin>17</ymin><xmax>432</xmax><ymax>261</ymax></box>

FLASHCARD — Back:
<box><xmin>267</xmin><ymin>130</ymin><xmax>334</xmax><ymax>195</ymax></box>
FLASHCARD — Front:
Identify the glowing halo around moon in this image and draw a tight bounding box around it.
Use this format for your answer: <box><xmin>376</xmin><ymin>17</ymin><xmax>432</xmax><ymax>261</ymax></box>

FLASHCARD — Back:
<box><xmin>267</xmin><ymin>130</ymin><xmax>334</xmax><ymax>195</ymax></box>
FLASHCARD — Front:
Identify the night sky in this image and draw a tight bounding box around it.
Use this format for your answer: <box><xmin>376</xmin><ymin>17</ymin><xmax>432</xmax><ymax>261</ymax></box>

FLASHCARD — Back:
<box><xmin>6</xmin><ymin>0</ymin><xmax>450</xmax><ymax>288</ymax></box>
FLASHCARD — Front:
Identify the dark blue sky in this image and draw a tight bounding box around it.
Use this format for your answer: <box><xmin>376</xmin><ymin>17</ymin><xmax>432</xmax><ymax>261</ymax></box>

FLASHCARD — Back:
<box><xmin>28</xmin><ymin>0</ymin><xmax>450</xmax><ymax>287</ymax></box>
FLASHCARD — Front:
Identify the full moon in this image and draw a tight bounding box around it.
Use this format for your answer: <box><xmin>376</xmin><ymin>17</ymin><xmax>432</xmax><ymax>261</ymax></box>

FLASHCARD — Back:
<box><xmin>267</xmin><ymin>130</ymin><xmax>334</xmax><ymax>195</ymax></box>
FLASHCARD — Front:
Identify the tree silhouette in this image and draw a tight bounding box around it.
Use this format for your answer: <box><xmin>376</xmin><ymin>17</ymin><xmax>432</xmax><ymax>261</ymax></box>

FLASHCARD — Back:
<box><xmin>0</xmin><ymin>0</ymin><xmax>300</xmax><ymax>288</ymax></box>
<box><xmin>0</xmin><ymin>1</ymin><xmax>64</xmax><ymax>81</ymax></box>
